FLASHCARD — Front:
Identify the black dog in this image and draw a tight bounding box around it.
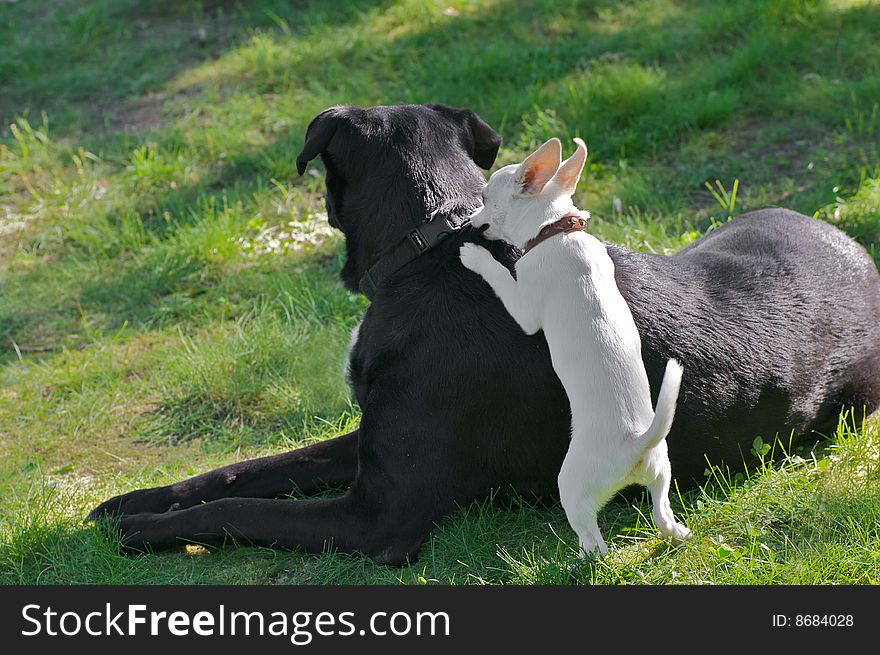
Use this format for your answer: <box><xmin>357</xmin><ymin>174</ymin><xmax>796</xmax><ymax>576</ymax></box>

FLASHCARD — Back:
<box><xmin>90</xmin><ymin>103</ymin><xmax>880</xmax><ymax>564</ymax></box>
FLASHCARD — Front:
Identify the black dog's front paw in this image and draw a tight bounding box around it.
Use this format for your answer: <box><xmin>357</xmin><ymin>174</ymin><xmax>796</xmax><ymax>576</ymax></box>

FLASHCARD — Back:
<box><xmin>96</xmin><ymin>513</ymin><xmax>183</xmax><ymax>555</ymax></box>
<box><xmin>87</xmin><ymin>486</ymin><xmax>179</xmax><ymax>521</ymax></box>
<box><xmin>116</xmin><ymin>514</ymin><xmax>158</xmax><ymax>554</ymax></box>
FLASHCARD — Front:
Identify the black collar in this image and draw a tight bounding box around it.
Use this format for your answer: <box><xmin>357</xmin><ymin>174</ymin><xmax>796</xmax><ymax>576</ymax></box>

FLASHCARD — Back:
<box><xmin>359</xmin><ymin>212</ymin><xmax>470</xmax><ymax>299</ymax></box>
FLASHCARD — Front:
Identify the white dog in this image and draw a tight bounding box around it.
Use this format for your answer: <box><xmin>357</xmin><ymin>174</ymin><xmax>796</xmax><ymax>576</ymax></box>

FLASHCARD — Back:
<box><xmin>460</xmin><ymin>137</ymin><xmax>690</xmax><ymax>556</ymax></box>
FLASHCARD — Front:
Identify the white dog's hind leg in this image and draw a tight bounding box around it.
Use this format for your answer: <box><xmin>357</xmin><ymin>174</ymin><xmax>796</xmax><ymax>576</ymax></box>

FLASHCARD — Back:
<box><xmin>558</xmin><ymin>445</ymin><xmax>608</xmax><ymax>557</ymax></box>
<box><xmin>641</xmin><ymin>444</ymin><xmax>691</xmax><ymax>542</ymax></box>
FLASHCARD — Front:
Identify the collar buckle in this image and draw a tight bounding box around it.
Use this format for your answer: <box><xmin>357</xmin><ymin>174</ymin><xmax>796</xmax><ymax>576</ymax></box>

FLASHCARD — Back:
<box><xmin>407</xmin><ymin>229</ymin><xmax>430</xmax><ymax>253</ymax></box>
<box><xmin>359</xmin><ymin>213</ymin><xmax>470</xmax><ymax>300</ymax></box>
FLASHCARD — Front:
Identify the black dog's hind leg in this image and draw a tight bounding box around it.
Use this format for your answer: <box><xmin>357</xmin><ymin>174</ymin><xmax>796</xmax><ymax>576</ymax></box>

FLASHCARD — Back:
<box><xmin>89</xmin><ymin>429</ymin><xmax>360</xmax><ymax>519</ymax></box>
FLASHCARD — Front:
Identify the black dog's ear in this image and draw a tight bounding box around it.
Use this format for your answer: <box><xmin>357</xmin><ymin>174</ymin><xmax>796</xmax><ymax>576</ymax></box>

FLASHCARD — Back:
<box><xmin>296</xmin><ymin>106</ymin><xmax>350</xmax><ymax>175</ymax></box>
<box><xmin>427</xmin><ymin>104</ymin><xmax>501</xmax><ymax>169</ymax></box>
<box><xmin>466</xmin><ymin>110</ymin><xmax>502</xmax><ymax>169</ymax></box>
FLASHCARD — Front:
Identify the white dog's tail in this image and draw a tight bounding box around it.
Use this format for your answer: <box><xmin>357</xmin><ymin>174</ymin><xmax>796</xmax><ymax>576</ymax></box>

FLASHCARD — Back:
<box><xmin>638</xmin><ymin>359</ymin><xmax>683</xmax><ymax>450</ymax></box>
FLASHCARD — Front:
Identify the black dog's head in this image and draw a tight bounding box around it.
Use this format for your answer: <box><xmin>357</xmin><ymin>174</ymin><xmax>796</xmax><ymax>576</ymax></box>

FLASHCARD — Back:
<box><xmin>296</xmin><ymin>104</ymin><xmax>501</xmax><ymax>292</ymax></box>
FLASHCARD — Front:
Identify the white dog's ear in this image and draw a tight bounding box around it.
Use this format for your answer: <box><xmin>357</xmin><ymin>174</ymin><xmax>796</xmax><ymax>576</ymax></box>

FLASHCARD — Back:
<box><xmin>515</xmin><ymin>138</ymin><xmax>562</xmax><ymax>195</ymax></box>
<box><xmin>551</xmin><ymin>138</ymin><xmax>588</xmax><ymax>196</ymax></box>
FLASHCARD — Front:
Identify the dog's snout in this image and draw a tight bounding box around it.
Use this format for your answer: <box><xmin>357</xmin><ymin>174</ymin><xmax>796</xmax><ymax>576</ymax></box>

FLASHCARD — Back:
<box><xmin>481</xmin><ymin>226</ymin><xmax>502</xmax><ymax>241</ymax></box>
<box><xmin>467</xmin><ymin>204</ymin><xmax>485</xmax><ymax>220</ymax></box>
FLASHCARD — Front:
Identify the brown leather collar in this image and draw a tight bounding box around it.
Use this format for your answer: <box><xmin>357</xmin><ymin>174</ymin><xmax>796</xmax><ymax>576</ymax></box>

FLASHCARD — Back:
<box><xmin>522</xmin><ymin>213</ymin><xmax>589</xmax><ymax>255</ymax></box>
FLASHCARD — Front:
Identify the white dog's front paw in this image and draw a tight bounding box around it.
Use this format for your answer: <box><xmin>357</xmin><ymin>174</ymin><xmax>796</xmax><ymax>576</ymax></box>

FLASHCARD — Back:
<box><xmin>459</xmin><ymin>242</ymin><xmax>493</xmax><ymax>274</ymax></box>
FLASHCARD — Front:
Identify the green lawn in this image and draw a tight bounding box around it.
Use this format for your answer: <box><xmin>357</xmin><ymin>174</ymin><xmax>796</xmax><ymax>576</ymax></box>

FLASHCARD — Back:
<box><xmin>1</xmin><ymin>0</ymin><xmax>879</xmax><ymax>585</ymax></box>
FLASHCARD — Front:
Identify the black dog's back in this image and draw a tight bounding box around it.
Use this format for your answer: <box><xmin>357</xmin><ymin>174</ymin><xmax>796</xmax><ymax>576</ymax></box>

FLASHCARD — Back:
<box><xmin>610</xmin><ymin>208</ymin><xmax>880</xmax><ymax>480</ymax></box>
<box><xmin>355</xmin><ymin>207</ymin><xmax>880</xmax><ymax>498</ymax></box>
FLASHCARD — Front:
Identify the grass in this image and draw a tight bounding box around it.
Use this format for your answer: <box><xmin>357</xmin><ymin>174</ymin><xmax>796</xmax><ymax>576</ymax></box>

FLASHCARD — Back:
<box><xmin>1</xmin><ymin>0</ymin><xmax>879</xmax><ymax>585</ymax></box>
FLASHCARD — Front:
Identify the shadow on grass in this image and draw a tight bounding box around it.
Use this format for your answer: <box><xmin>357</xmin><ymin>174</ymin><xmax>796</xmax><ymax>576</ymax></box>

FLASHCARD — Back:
<box><xmin>0</xmin><ymin>0</ymin><xmax>394</xmax><ymax>132</ymax></box>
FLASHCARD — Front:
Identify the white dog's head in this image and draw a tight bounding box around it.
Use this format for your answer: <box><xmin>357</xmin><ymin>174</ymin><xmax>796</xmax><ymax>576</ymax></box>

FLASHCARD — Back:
<box><xmin>469</xmin><ymin>137</ymin><xmax>590</xmax><ymax>249</ymax></box>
